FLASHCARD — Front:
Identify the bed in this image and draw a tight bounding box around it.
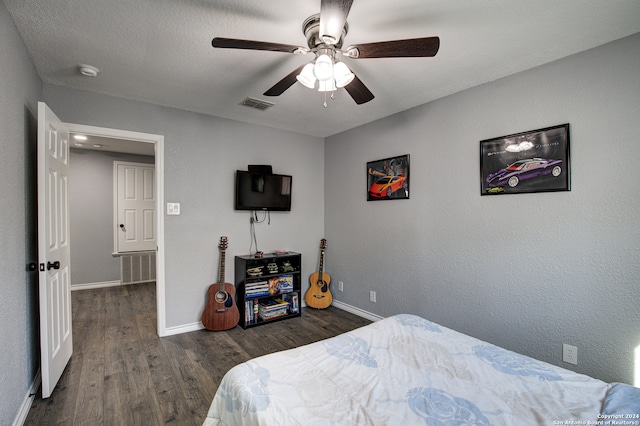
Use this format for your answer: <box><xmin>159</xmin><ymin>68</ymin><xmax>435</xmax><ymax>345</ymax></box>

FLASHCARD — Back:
<box><xmin>203</xmin><ymin>314</ymin><xmax>640</xmax><ymax>425</ymax></box>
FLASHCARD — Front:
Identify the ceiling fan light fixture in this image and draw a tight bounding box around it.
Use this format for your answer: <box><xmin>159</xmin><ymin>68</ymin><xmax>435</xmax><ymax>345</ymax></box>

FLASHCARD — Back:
<box><xmin>333</xmin><ymin>62</ymin><xmax>354</xmax><ymax>88</ymax></box>
<box><xmin>319</xmin><ymin>3</ymin><xmax>351</xmax><ymax>46</ymax></box>
<box><xmin>318</xmin><ymin>78</ymin><xmax>337</xmax><ymax>92</ymax></box>
<box><xmin>296</xmin><ymin>63</ymin><xmax>317</xmax><ymax>89</ymax></box>
<box><xmin>313</xmin><ymin>54</ymin><xmax>334</xmax><ymax>81</ymax></box>
<box><xmin>321</xmin><ymin>35</ymin><xmax>338</xmax><ymax>45</ymax></box>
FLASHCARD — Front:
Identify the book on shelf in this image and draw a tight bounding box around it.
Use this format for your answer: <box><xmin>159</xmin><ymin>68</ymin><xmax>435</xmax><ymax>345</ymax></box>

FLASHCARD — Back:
<box><xmin>258</xmin><ymin>310</ymin><xmax>289</xmax><ymax>321</ymax></box>
<box><xmin>244</xmin><ymin>299</ymin><xmax>269</xmax><ymax>324</ymax></box>
<box><xmin>282</xmin><ymin>293</ymin><xmax>299</xmax><ymax>314</ymax></box>
<box><xmin>245</xmin><ymin>290</ymin><xmax>270</xmax><ymax>299</ymax></box>
<box><xmin>246</xmin><ymin>281</ymin><xmax>269</xmax><ymax>290</ymax></box>
<box><xmin>258</xmin><ymin>298</ymin><xmax>289</xmax><ymax>309</ymax></box>
<box><xmin>245</xmin><ymin>280</ymin><xmax>270</xmax><ymax>299</ymax></box>
<box><xmin>267</xmin><ymin>275</ymin><xmax>294</xmax><ymax>294</ymax></box>
<box><xmin>259</xmin><ymin>305</ymin><xmax>288</xmax><ymax>314</ymax></box>
<box><xmin>258</xmin><ymin>299</ymin><xmax>289</xmax><ymax>319</ymax></box>
<box><xmin>246</xmin><ymin>289</ymin><xmax>269</xmax><ymax>294</ymax></box>
<box><xmin>245</xmin><ymin>300</ymin><xmax>255</xmax><ymax>324</ymax></box>
<box><xmin>246</xmin><ymin>286</ymin><xmax>269</xmax><ymax>292</ymax></box>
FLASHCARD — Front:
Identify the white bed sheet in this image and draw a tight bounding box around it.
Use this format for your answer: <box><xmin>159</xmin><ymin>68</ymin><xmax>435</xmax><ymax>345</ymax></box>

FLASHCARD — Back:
<box><xmin>203</xmin><ymin>314</ymin><xmax>611</xmax><ymax>425</ymax></box>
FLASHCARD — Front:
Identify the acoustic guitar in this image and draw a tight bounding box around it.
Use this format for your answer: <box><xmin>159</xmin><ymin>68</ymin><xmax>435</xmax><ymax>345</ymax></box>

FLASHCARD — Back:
<box><xmin>202</xmin><ymin>236</ymin><xmax>240</xmax><ymax>331</ymax></box>
<box><xmin>305</xmin><ymin>238</ymin><xmax>332</xmax><ymax>309</ymax></box>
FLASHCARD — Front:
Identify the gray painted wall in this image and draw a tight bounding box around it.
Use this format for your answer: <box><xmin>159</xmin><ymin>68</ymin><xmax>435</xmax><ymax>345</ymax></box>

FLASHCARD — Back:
<box><xmin>0</xmin><ymin>1</ymin><xmax>42</xmax><ymax>423</ymax></box>
<box><xmin>43</xmin><ymin>85</ymin><xmax>325</xmax><ymax>329</ymax></box>
<box><xmin>325</xmin><ymin>33</ymin><xmax>640</xmax><ymax>385</ymax></box>
<box><xmin>1</xmin><ymin>0</ymin><xmax>638</xmax><ymax>419</ymax></box>
<box><xmin>69</xmin><ymin>149</ymin><xmax>154</xmax><ymax>285</ymax></box>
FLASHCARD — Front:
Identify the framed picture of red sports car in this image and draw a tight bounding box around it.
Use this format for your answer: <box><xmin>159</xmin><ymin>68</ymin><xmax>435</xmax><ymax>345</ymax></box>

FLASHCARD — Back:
<box><xmin>480</xmin><ymin>124</ymin><xmax>570</xmax><ymax>196</ymax></box>
<box><xmin>367</xmin><ymin>154</ymin><xmax>410</xmax><ymax>201</ymax></box>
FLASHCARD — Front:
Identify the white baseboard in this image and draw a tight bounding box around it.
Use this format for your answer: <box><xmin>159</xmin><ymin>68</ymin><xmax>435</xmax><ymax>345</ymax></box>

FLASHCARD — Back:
<box><xmin>163</xmin><ymin>302</ymin><xmax>381</xmax><ymax>337</ymax></box>
<box><xmin>13</xmin><ymin>369</ymin><xmax>40</xmax><ymax>426</ymax></box>
<box><xmin>71</xmin><ymin>280</ymin><xmax>121</xmax><ymax>291</ymax></box>
<box><xmin>164</xmin><ymin>321</ymin><xmax>204</xmax><ymax>336</ymax></box>
<box><xmin>331</xmin><ymin>300</ymin><xmax>383</xmax><ymax>322</ymax></box>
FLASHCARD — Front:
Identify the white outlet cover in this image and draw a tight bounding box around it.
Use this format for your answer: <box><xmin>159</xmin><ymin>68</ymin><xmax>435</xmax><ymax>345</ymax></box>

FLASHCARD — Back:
<box><xmin>167</xmin><ymin>202</ymin><xmax>181</xmax><ymax>215</ymax></box>
<box><xmin>563</xmin><ymin>344</ymin><xmax>578</xmax><ymax>365</ymax></box>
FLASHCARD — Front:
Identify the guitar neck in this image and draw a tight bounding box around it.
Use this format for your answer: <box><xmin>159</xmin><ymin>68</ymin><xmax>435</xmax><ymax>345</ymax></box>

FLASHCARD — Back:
<box><xmin>318</xmin><ymin>249</ymin><xmax>325</xmax><ymax>275</ymax></box>
<box><xmin>219</xmin><ymin>250</ymin><xmax>226</xmax><ymax>285</ymax></box>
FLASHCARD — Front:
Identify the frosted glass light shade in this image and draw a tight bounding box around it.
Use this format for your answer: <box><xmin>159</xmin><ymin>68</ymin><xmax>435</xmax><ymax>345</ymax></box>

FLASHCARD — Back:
<box><xmin>318</xmin><ymin>78</ymin><xmax>337</xmax><ymax>92</ymax></box>
<box><xmin>319</xmin><ymin>10</ymin><xmax>342</xmax><ymax>45</ymax></box>
<box><xmin>296</xmin><ymin>63</ymin><xmax>316</xmax><ymax>89</ymax></box>
<box><xmin>333</xmin><ymin>62</ymin><xmax>354</xmax><ymax>88</ymax></box>
<box><xmin>313</xmin><ymin>54</ymin><xmax>334</xmax><ymax>81</ymax></box>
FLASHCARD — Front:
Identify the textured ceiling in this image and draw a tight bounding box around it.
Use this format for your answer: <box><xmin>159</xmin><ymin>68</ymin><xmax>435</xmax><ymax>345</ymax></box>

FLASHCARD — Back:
<box><xmin>5</xmin><ymin>0</ymin><xmax>640</xmax><ymax>138</ymax></box>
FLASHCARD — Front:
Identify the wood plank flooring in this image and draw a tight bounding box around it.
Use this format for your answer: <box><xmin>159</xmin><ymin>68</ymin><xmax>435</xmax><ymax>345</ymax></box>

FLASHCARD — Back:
<box><xmin>24</xmin><ymin>282</ymin><xmax>371</xmax><ymax>425</ymax></box>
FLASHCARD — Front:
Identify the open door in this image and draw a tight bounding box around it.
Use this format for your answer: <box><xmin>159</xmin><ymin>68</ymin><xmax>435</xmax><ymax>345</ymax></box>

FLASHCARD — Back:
<box><xmin>37</xmin><ymin>102</ymin><xmax>73</xmax><ymax>398</ymax></box>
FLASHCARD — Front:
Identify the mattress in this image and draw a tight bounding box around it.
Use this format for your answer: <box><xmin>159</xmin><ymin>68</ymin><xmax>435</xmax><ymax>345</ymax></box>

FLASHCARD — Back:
<box><xmin>203</xmin><ymin>314</ymin><xmax>639</xmax><ymax>425</ymax></box>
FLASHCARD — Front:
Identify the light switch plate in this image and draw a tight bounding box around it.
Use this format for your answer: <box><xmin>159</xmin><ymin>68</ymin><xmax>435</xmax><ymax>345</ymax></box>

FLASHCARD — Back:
<box><xmin>167</xmin><ymin>202</ymin><xmax>181</xmax><ymax>215</ymax></box>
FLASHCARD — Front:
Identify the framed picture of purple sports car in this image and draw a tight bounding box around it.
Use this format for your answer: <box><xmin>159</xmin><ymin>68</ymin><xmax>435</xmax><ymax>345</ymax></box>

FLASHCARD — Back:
<box><xmin>480</xmin><ymin>124</ymin><xmax>570</xmax><ymax>195</ymax></box>
<box><xmin>367</xmin><ymin>154</ymin><xmax>410</xmax><ymax>201</ymax></box>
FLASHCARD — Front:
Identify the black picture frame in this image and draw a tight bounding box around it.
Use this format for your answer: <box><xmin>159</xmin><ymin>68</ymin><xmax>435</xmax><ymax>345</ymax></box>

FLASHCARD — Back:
<box><xmin>367</xmin><ymin>154</ymin><xmax>410</xmax><ymax>201</ymax></box>
<box><xmin>480</xmin><ymin>124</ymin><xmax>570</xmax><ymax>195</ymax></box>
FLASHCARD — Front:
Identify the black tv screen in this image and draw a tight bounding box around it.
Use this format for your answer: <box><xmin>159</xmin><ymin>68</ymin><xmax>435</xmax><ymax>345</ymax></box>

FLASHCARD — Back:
<box><xmin>235</xmin><ymin>170</ymin><xmax>292</xmax><ymax>211</ymax></box>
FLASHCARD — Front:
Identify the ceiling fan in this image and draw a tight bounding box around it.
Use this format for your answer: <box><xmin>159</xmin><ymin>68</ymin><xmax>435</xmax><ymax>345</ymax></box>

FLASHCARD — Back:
<box><xmin>212</xmin><ymin>0</ymin><xmax>440</xmax><ymax>106</ymax></box>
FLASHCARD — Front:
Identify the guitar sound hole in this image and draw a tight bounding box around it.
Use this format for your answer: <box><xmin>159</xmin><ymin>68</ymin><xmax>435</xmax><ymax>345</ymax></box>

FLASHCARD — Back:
<box><xmin>214</xmin><ymin>291</ymin><xmax>228</xmax><ymax>304</ymax></box>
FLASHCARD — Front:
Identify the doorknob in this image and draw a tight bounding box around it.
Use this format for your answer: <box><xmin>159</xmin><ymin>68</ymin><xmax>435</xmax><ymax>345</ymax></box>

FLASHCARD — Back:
<box><xmin>47</xmin><ymin>261</ymin><xmax>60</xmax><ymax>270</ymax></box>
<box><xmin>119</xmin><ymin>224</ymin><xmax>125</xmax><ymax>231</ymax></box>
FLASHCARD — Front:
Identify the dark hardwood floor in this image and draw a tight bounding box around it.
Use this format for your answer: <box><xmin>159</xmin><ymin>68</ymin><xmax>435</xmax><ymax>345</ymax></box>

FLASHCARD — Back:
<box><xmin>25</xmin><ymin>282</ymin><xmax>371</xmax><ymax>425</ymax></box>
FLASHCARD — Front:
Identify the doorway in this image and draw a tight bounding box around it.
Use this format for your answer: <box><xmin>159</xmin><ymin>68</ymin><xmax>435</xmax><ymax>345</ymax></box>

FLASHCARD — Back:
<box><xmin>65</xmin><ymin>122</ymin><xmax>167</xmax><ymax>336</ymax></box>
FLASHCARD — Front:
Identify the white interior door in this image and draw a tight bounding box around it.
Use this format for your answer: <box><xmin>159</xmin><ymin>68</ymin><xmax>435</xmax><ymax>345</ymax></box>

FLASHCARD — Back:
<box><xmin>37</xmin><ymin>102</ymin><xmax>73</xmax><ymax>399</ymax></box>
<box><xmin>115</xmin><ymin>161</ymin><xmax>156</xmax><ymax>253</ymax></box>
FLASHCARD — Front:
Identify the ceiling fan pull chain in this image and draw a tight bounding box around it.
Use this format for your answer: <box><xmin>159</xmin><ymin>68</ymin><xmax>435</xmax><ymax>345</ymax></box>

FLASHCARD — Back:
<box><xmin>323</xmin><ymin>91</ymin><xmax>328</xmax><ymax>108</ymax></box>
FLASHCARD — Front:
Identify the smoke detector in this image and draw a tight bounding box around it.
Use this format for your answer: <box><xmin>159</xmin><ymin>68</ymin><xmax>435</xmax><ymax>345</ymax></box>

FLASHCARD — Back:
<box><xmin>78</xmin><ymin>64</ymin><xmax>100</xmax><ymax>77</ymax></box>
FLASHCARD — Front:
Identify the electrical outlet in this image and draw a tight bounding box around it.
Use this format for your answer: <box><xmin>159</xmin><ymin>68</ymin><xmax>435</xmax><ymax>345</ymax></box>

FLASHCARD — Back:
<box><xmin>370</xmin><ymin>290</ymin><xmax>376</xmax><ymax>303</ymax></box>
<box><xmin>337</xmin><ymin>281</ymin><xmax>344</xmax><ymax>292</ymax></box>
<box><xmin>563</xmin><ymin>344</ymin><xmax>578</xmax><ymax>365</ymax></box>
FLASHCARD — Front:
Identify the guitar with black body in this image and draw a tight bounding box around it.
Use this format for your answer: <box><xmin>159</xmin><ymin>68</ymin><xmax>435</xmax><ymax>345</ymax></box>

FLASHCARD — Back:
<box><xmin>202</xmin><ymin>236</ymin><xmax>240</xmax><ymax>330</ymax></box>
<box><xmin>305</xmin><ymin>238</ymin><xmax>332</xmax><ymax>309</ymax></box>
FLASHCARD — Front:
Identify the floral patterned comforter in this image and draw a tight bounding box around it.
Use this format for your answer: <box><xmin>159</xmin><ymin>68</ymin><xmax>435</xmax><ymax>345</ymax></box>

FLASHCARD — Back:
<box><xmin>203</xmin><ymin>314</ymin><xmax>617</xmax><ymax>425</ymax></box>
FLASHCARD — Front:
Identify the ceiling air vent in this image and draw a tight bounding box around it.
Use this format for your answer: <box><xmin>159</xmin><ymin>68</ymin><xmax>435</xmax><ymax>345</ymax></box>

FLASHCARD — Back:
<box><xmin>240</xmin><ymin>97</ymin><xmax>275</xmax><ymax>111</ymax></box>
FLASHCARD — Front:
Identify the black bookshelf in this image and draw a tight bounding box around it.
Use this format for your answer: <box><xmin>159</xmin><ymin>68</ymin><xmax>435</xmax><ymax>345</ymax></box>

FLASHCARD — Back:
<box><xmin>235</xmin><ymin>252</ymin><xmax>302</xmax><ymax>329</ymax></box>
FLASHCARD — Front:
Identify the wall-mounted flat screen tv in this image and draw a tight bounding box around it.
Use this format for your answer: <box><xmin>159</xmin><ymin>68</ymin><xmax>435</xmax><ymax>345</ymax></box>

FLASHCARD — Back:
<box><xmin>235</xmin><ymin>170</ymin><xmax>292</xmax><ymax>211</ymax></box>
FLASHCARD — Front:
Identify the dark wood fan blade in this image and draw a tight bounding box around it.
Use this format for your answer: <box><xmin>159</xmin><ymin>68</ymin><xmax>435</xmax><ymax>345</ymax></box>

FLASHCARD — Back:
<box><xmin>344</xmin><ymin>75</ymin><xmax>374</xmax><ymax>105</ymax></box>
<box><xmin>263</xmin><ymin>64</ymin><xmax>308</xmax><ymax>97</ymax></box>
<box><xmin>212</xmin><ymin>37</ymin><xmax>302</xmax><ymax>53</ymax></box>
<box><xmin>320</xmin><ymin>0</ymin><xmax>354</xmax><ymax>44</ymax></box>
<box><xmin>349</xmin><ymin>37</ymin><xmax>440</xmax><ymax>58</ymax></box>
